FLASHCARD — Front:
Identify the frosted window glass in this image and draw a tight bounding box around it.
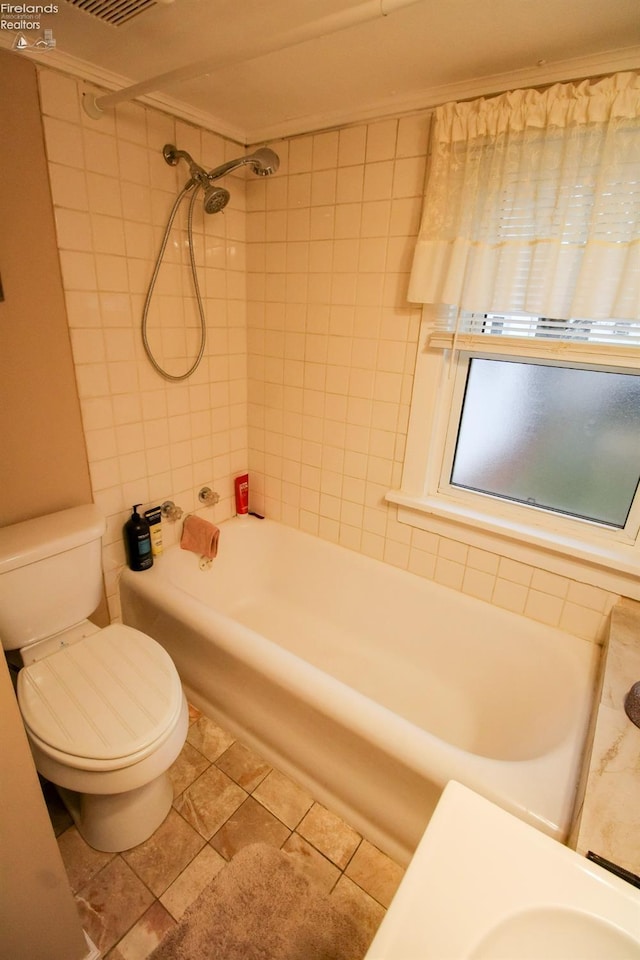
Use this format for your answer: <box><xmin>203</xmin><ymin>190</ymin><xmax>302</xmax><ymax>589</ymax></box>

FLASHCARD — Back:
<box><xmin>451</xmin><ymin>359</ymin><xmax>640</xmax><ymax>527</ymax></box>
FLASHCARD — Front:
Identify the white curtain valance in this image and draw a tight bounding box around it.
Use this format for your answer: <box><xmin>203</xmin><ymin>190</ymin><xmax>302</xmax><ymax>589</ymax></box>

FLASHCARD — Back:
<box><xmin>408</xmin><ymin>72</ymin><xmax>640</xmax><ymax>322</ymax></box>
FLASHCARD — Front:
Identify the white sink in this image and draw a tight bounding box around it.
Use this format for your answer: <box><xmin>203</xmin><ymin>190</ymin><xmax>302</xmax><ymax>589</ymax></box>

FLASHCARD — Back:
<box><xmin>366</xmin><ymin>781</ymin><xmax>640</xmax><ymax>960</ymax></box>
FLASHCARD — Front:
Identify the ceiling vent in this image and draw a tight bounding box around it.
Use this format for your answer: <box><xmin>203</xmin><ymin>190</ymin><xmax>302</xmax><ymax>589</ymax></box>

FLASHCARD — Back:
<box><xmin>66</xmin><ymin>0</ymin><xmax>157</xmax><ymax>27</ymax></box>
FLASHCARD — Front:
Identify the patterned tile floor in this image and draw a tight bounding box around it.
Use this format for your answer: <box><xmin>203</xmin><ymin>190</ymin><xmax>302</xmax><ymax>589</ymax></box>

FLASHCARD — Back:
<box><xmin>45</xmin><ymin>705</ymin><xmax>404</xmax><ymax>959</ymax></box>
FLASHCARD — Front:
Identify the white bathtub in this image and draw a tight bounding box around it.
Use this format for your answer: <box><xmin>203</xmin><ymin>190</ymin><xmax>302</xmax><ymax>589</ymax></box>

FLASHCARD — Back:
<box><xmin>120</xmin><ymin>515</ymin><xmax>600</xmax><ymax>864</ymax></box>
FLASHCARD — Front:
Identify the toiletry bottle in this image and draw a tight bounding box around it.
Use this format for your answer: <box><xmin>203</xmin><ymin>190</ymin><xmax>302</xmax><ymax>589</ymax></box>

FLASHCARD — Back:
<box><xmin>234</xmin><ymin>474</ymin><xmax>249</xmax><ymax>514</ymax></box>
<box><xmin>124</xmin><ymin>504</ymin><xmax>154</xmax><ymax>571</ymax></box>
<box><xmin>144</xmin><ymin>506</ymin><xmax>163</xmax><ymax>556</ymax></box>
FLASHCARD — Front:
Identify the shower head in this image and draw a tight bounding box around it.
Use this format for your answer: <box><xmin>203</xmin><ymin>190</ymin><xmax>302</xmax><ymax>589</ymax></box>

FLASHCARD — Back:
<box><xmin>203</xmin><ymin>184</ymin><xmax>231</xmax><ymax>215</ymax></box>
<box><xmin>246</xmin><ymin>147</ymin><xmax>280</xmax><ymax>177</ymax></box>
<box><xmin>164</xmin><ymin>143</ymin><xmax>230</xmax><ymax>214</ymax></box>
<box><xmin>162</xmin><ymin>142</ymin><xmax>279</xmax><ymax>215</ymax></box>
<box><xmin>207</xmin><ymin>147</ymin><xmax>280</xmax><ymax>182</ymax></box>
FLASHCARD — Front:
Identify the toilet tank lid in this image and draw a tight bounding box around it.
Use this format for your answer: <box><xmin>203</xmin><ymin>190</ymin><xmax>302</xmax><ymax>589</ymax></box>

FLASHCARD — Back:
<box><xmin>0</xmin><ymin>504</ymin><xmax>105</xmax><ymax>575</ymax></box>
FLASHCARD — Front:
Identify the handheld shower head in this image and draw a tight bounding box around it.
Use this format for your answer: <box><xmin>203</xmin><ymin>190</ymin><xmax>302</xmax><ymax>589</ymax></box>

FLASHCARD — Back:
<box><xmin>203</xmin><ymin>184</ymin><xmax>231</xmax><ymax>215</ymax></box>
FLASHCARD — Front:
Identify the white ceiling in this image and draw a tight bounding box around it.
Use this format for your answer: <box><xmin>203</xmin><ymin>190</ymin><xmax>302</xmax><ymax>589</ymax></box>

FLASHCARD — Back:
<box><xmin>6</xmin><ymin>0</ymin><xmax>640</xmax><ymax>143</ymax></box>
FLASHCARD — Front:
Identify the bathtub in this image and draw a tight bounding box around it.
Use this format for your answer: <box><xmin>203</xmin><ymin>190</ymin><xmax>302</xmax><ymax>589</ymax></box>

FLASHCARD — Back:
<box><xmin>120</xmin><ymin>515</ymin><xmax>600</xmax><ymax>865</ymax></box>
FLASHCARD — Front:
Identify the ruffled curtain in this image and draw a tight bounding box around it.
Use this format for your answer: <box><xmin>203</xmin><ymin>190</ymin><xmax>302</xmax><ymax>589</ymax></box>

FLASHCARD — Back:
<box><xmin>408</xmin><ymin>72</ymin><xmax>640</xmax><ymax>320</ymax></box>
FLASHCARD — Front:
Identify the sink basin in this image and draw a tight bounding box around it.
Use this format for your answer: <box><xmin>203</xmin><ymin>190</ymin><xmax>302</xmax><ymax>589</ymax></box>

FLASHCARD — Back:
<box><xmin>366</xmin><ymin>781</ymin><xmax>640</xmax><ymax>959</ymax></box>
<box><xmin>470</xmin><ymin>907</ymin><xmax>639</xmax><ymax>959</ymax></box>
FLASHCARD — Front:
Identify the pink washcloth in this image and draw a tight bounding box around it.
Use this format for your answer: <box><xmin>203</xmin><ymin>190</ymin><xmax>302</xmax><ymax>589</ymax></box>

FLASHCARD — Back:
<box><xmin>180</xmin><ymin>514</ymin><xmax>220</xmax><ymax>559</ymax></box>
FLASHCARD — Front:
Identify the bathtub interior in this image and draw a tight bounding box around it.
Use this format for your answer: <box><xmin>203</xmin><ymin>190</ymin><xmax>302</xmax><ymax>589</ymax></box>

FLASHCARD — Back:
<box><xmin>154</xmin><ymin>516</ymin><xmax>595</xmax><ymax>763</ymax></box>
<box><xmin>121</xmin><ymin>516</ymin><xmax>602</xmax><ymax>860</ymax></box>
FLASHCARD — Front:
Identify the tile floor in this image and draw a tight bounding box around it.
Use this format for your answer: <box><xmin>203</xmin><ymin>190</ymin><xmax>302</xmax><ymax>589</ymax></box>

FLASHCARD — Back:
<box><xmin>45</xmin><ymin>704</ymin><xmax>404</xmax><ymax>959</ymax></box>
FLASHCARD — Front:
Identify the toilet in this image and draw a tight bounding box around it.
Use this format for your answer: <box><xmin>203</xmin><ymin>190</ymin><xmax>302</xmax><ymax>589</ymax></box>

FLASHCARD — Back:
<box><xmin>0</xmin><ymin>503</ymin><xmax>188</xmax><ymax>852</ymax></box>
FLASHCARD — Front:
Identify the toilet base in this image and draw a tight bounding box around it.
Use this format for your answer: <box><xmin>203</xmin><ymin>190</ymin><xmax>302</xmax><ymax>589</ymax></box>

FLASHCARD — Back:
<box><xmin>57</xmin><ymin>770</ymin><xmax>173</xmax><ymax>852</ymax></box>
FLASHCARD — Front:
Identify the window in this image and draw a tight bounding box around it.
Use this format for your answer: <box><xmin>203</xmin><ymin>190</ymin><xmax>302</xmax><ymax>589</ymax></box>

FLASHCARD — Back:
<box><xmin>390</xmin><ymin>74</ymin><xmax>640</xmax><ymax>589</ymax></box>
<box><xmin>387</xmin><ymin>310</ymin><xmax>640</xmax><ymax>586</ymax></box>
<box><xmin>434</xmin><ymin>311</ymin><xmax>640</xmax><ymax>536</ymax></box>
<box><xmin>448</xmin><ymin>355</ymin><xmax>640</xmax><ymax>531</ymax></box>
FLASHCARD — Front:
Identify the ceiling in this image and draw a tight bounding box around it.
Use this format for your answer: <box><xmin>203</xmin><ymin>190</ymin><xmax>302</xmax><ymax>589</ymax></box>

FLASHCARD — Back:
<box><xmin>6</xmin><ymin>0</ymin><xmax>640</xmax><ymax>143</ymax></box>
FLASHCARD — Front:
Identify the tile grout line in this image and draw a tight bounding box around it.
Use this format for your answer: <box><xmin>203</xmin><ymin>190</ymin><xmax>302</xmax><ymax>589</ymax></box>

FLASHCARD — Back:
<box><xmin>49</xmin><ymin>708</ymin><xmax>402</xmax><ymax>958</ymax></box>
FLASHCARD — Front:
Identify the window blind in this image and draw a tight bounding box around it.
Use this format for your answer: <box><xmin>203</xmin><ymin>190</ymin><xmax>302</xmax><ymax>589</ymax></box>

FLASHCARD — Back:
<box><xmin>431</xmin><ymin>308</ymin><xmax>640</xmax><ymax>347</ymax></box>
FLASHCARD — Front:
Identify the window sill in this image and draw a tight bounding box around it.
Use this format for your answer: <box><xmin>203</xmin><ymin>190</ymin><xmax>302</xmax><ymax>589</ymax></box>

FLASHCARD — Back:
<box><xmin>385</xmin><ymin>489</ymin><xmax>640</xmax><ymax>601</ymax></box>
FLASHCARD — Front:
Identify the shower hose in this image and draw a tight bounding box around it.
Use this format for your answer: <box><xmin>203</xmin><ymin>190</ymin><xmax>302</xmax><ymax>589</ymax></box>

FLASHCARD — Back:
<box><xmin>141</xmin><ymin>182</ymin><xmax>207</xmax><ymax>382</ymax></box>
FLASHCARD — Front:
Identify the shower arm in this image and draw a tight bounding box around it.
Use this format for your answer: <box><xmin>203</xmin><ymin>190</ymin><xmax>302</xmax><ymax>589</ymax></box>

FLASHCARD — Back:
<box><xmin>163</xmin><ymin>144</ymin><xmax>277</xmax><ymax>184</ymax></box>
<box><xmin>207</xmin><ymin>156</ymin><xmax>264</xmax><ymax>181</ymax></box>
<box><xmin>163</xmin><ymin>145</ymin><xmax>194</xmax><ymax>167</ymax></box>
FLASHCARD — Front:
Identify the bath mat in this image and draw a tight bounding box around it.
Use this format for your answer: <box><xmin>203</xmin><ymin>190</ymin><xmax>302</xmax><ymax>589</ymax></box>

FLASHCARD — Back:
<box><xmin>149</xmin><ymin>842</ymin><xmax>371</xmax><ymax>960</ymax></box>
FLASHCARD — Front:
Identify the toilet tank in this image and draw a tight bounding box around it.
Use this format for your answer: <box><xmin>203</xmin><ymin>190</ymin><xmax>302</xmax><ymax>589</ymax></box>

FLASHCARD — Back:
<box><xmin>0</xmin><ymin>504</ymin><xmax>106</xmax><ymax>651</ymax></box>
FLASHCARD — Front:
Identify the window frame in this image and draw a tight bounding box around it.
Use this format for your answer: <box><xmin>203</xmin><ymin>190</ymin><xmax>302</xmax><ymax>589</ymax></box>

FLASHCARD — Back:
<box><xmin>386</xmin><ymin>308</ymin><xmax>640</xmax><ymax>598</ymax></box>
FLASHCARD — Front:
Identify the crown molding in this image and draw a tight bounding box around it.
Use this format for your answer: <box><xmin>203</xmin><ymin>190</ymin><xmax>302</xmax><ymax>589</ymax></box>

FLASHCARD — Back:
<box><xmin>2</xmin><ymin>36</ymin><xmax>639</xmax><ymax>146</ymax></box>
<box><xmin>249</xmin><ymin>45</ymin><xmax>640</xmax><ymax>143</ymax></box>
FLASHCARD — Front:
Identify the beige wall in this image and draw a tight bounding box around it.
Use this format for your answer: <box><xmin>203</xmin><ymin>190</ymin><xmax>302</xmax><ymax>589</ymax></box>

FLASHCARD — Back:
<box><xmin>0</xmin><ymin>51</ymin><xmax>92</xmax><ymax>527</ymax></box>
<box><xmin>0</xmin><ymin>656</ymin><xmax>88</xmax><ymax>960</ymax></box>
<box><xmin>0</xmin><ymin>53</ymin><xmax>96</xmax><ymax>960</ymax></box>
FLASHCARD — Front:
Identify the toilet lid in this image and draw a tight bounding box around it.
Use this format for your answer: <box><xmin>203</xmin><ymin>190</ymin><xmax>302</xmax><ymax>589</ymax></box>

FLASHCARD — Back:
<box><xmin>18</xmin><ymin>624</ymin><xmax>184</xmax><ymax>762</ymax></box>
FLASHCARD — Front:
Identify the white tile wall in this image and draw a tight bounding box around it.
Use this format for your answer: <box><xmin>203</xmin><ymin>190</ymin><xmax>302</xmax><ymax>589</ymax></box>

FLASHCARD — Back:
<box><xmin>38</xmin><ymin>68</ymin><xmax>250</xmax><ymax>620</ymax></box>
<box><xmin>245</xmin><ymin>119</ymin><xmax>618</xmax><ymax>644</ymax></box>
<box><xmin>38</xmin><ymin>67</ymin><xmax>618</xmax><ymax>641</ymax></box>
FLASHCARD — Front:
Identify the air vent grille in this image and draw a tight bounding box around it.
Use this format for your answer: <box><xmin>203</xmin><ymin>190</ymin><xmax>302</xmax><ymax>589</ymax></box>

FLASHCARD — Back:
<box><xmin>66</xmin><ymin>0</ymin><xmax>157</xmax><ymax>27</ymax></box>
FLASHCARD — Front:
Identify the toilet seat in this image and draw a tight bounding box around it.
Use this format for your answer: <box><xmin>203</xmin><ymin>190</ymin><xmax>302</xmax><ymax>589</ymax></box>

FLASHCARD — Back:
<box><xmin>18</xmin><ymin>624</ymin><xmax>184</xmax><ymax>771</ymax></box>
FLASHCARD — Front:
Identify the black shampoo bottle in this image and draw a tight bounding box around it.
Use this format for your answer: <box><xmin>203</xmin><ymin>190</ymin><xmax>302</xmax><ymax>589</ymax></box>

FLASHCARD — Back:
<box><xmin>124</xmin><ymin>504</ymin><xmax>154</xmax><ymax>571</ymax></box>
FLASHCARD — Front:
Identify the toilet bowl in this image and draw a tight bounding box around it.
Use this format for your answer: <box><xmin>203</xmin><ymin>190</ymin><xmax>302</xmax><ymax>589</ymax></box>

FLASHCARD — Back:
<box><xmin>0</xmin><ymin>504</ymin><xmax>189</xmax><ymax>852</ymax></box>
<box><xmin>18</xmin><ymin>621</ymin><xmax>189</xmax><ymax>852</ymax></box>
